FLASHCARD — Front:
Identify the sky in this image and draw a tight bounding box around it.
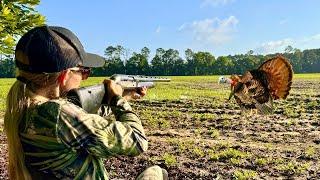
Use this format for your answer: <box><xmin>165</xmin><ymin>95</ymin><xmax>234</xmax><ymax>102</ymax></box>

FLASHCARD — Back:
<box><xmin>37</xmin><ymin>0</ymin><xmax>320</xmax><ymax>58</ymax></box>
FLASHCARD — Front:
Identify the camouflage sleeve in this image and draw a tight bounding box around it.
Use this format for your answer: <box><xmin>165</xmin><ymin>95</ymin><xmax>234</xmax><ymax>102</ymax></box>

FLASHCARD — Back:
<box><xmin>56</xmin><ymin>96</ymin><xmax>148</xmax><ymax>157</ymax></box>
<box><xmin>97</xmin><ymin>104</ymin><xmax>112</xmax><ymax>118</ymax></box>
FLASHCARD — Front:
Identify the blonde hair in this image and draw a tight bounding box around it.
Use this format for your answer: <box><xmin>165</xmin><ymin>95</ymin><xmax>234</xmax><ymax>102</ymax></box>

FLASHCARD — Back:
<box><xmin>4</xmin><ymin>70</ymin><xmax>60</xmax><ymax>180</ymax></box>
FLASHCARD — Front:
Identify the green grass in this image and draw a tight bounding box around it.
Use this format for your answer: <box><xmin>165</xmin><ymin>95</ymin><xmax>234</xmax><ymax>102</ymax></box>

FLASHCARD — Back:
<box><xmin>233</xmin><ymin>169</ymin><xmax>257</xmax><ymax>180</ymax></box>
<box><xmin>255</xmin><ymin>157</ymin><xmax>270</xmax><ymax>166</ymax></box>
<box><xmin>0</xmin><ymin>78</ymin><xmax>15</xmax><ymax>113</ymax></box>
<box><xmin>161</xmin><ymin>153</ymin><xmax>178</xmax><ymax>166</ymax></box>
<box><xmin>293</xmin><ymin>73</ymin><xmax>320</xmax><ymax>80</ymax></box>
<box><xmin>208</xmin><ymin>127</ymin><xmax>220</xmax><ymax>139</ymax></box>
<box><xmin>209</xmin><ymin>148</ymin><xmax>250</xmax><ymax>161</ymax></box>
<box><xmin>275</xmin><ymin>161</ymin><xmax>311</xmax><ymax>174</ymax></box>
<box><xmin>0</xmin><ymin>73</ymin><xmax>319</xmax><ymax>116</ymax></box>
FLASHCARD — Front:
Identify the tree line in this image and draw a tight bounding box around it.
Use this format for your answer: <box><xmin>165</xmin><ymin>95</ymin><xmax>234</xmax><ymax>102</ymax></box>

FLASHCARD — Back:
<box><xmin>93</xmin><ymin>45</ymin><xmax>320</xmax><ymax>76</ymax></box>
<box><xmin>1</xmin><ymin>45</ymin><xmax>319</xmax><ymax>78</ymax></box>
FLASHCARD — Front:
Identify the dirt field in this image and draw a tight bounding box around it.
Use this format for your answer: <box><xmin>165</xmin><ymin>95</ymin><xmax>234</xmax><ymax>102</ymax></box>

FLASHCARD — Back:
<box><xmin>0</xmin><ymin>75</ymin><xmax>319</xmax><ymax>179</ymax></box>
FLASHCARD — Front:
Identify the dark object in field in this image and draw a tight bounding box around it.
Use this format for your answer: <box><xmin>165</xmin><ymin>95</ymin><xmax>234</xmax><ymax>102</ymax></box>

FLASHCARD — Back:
<box><xmin>219</xmin><ymin>55</ymin><xmax>293</xmax><ymax>114</ymax></box>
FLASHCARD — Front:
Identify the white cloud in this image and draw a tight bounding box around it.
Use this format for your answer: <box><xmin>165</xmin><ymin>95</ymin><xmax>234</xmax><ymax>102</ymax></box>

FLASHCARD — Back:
<box><xmin>255</xmin><ymin>33</ymin><xmax>320</xmax><ymax>54</ymax></box>
<box><xmin>200</xmin><ymin>0</ymin><xmax>235</xmax><ymax>7</ymax></box>
<box><xmin>178</xmin><ymin>24</ymin><xmax>186</xmax><ymax>31</ymax></box>
<box><xmin>155</xmin><ymin>26</ymin><xmax>161</xmax><ymax>33</ymax></box>
<box><xmin>179</xmin><ymin>16</ymin><xmax>239</xmax><ymax>46</ymax></box>
<box><xmin>255</xmin><ymin>39</ymin><xmax>294</xmax><ymax>54</ymax></box>
<box><xmin>279</xmin><ymin>19</ymin><xmax>288</xmax><ymax>25</ymax></box>
<box><xmin>304</xmin><ymin>33</ymin><xmax>320</xmax><ymax>41</ymax></box>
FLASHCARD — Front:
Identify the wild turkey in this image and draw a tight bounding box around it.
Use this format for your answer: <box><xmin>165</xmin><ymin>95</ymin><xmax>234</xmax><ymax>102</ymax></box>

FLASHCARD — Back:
<box><xmin>218</xmin><ymin>55</ymin><xmax>293</xmax><ymax>114</ymax></box>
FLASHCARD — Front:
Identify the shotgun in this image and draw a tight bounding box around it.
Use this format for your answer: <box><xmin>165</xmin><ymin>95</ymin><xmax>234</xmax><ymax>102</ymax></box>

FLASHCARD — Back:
<box><xmin>66</xmin><ymin>74</ymin><xmax>170</xmax><ymax>113</ymax></box>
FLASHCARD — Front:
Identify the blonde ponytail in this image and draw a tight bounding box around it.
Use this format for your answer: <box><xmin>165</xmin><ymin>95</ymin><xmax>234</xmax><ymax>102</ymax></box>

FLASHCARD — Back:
<box><xmin>5</xmin><ymin>80</ymin><xmax>32</xmax><ymax>180</ymax></box>
<box><xmin>4</xmin><ymin>70</ymin><xmax>60</xmax><ymax>180</ymax></box>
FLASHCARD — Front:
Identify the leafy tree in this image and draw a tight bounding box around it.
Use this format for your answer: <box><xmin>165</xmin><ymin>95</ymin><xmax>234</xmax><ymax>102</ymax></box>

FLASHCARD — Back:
<box><xmin>162</xmin><ymin>49</ymin><xmax>181</xmax><ymax>75</ymax></box>
<box><xmin>150</xmin><ymin>48</ymin><xmax>165</xmax><ymax>75</ymax></box>
<box><xmin>163</xmin><ymin>49</ymin><xmax>185</xmax><ymax>75</ymax></box>
<box><xmin>0</xmin><ymin>0</ymin><xmax>45</xmax><ymax>54</ymax></box>
<box><xmin>185</xmin><ymin>49</ymin><xmax>195</xmax><ymax>75</ymax></box>
<box><xmin>231</xmin><ymin>54</ymin><xmax>262</xmax><ymax>74</ymax></box>
<box><xmin>171</xmin><ymin>57</ymin><xmax>186</xmax><ymax>75</ymax></box>
<box><xmin>103</xmin><ymin>45</ymin><xmax>125</xmax><ymax>75</ymax></box>
<box><xmin>285</xmin><ymin>45</ymin><xmax>294</xmax><ymax>53</ymax></box>
<box><xmin>193</xmin><ymin>51</ymin><xmax>215</xmax><ymax>75</ymax></box>
<box><xmin>141</xmin><ymin>47</ymin><xmax>150</xmax><ymax>60</ymax></box>
<box><xmin>246</xmin><ymin>50</ymin><xmax>254</xmax><ymax>55</ymax></box>
<box><xmin>313</xmin><ymin>49</ymin><xmax>320</xmax><ymax>73</ymax></box>
<box><xmin>104</xmin><ymin>45</ymin><xmax>125</xmax><ymax>60</ymax></box>
<box><xmin>104</xmin><ymin>58</ymin><xmax>125</xmax><ymax>75</ymax></box>
<box><xmin>150</xmin><ymin>48</ymin><xmax>185</xmax><ymax>75</ymax></box>
<box><xmin>0</xmin><ymin>55</ymin><xmax>15</xmax><ymax>77</ymax></box>
<box><xmin>292</xmin><ymin>49</ymin><xmax>303</xmax><ymax>73</ymax></box>
<box><xmin>214</xmin><ymin>56</ymin><xmax>234</xmax><ymax>75</ymax></box>
<box><xmin>126</xmin><ymin>51</ymin><xmax>149</xmax><ymax>75</ymax></box>
<box><xmin>283</xmin><ymin>47</ymin><xmax>302</xmax><ymax>73</ymax></box>
<box><xmin>302</xmin><ymin>49</ymin><xmax>318</xmax><ymax>73</ymax></box>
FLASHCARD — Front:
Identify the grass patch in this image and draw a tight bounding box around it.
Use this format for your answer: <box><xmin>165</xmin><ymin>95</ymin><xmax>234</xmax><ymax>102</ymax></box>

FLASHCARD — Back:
<box><xmin>275</xmin><ymin>161</ymin><xmax>311</xmax><ymax>174</ymax></box>
<box><xmin>304</xmin><ymin>146</ymin><xmax>316</xmax><ymax>159</ymax></box>
<box><xmin>255</xmin><ymin>158</ymin><xmax>270</xmax><ymax>166</ymax></box>
<box><xmin>233</xmin><ymin>169</ymin><xmax>257</xmax><ymax>180</ymax></box>
<box><xmin>161</xmin><ymin>153</ymin><xmax>178</xmax><ymax>167</ymax></box>
<box><xmin>167</xmin><ymin>138</ymin><xmax>195</xmax><ymax>154</ymax></box>
<box><xmin>209</xmin><ymin>148</ymin><xmax>250</xmax><ymax>162</ymax></box>
<box><xmin>208</xmin><ymin>127</ymin><xmax>220</xmax><ymax>139</ymax></box>
<box><xmin>192</xmin><ymin>147</ymin><xmax>205</xmax><ymax>158</ymax></box>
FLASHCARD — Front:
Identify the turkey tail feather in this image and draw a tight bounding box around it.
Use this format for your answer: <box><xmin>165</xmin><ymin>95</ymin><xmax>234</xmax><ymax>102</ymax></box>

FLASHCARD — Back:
<box><xmin>258</xmin><ymin>55</ymin><xmax>293</xmax><ymax>99</ymax></box>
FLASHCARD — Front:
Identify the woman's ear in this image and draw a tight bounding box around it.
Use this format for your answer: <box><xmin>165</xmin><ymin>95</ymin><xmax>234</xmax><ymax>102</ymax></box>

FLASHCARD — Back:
<box><xmin>57</xmin><ymin>70</ymin><xmax>69</xmax><ymax>86</ymax></box>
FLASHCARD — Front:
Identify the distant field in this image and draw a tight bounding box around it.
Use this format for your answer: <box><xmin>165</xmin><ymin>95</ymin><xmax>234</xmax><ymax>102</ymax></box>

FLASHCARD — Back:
<box><xmin>0</xmin><ymin>73</ymin><xmax>319</xmax><ymax>179</ymax></box>
<box><xmin>2</xmin><ymin>73</ymin><xmax>319</xmax><ymax>111</ymax></box>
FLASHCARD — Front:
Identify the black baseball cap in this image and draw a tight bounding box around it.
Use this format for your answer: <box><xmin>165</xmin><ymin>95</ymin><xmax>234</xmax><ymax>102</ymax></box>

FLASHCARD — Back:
<box><xmin>15</xmin><ymin>25</ymin><xmax>105</xmax><ymax>73</ymax></box>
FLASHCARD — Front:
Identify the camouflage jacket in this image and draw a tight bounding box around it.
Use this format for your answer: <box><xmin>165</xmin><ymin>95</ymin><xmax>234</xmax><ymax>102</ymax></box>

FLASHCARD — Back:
<box><xmin>20</xmin><ymin>95</ymin><xmax>148</xmax><ymax>180</ymax></box>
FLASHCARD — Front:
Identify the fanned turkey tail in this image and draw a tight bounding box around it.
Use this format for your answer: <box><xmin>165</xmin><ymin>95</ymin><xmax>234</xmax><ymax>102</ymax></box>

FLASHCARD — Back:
<box><xmin>258</xmin><ymin>55</ymin><xmax>293</xmax><ymax>100</ymax></box>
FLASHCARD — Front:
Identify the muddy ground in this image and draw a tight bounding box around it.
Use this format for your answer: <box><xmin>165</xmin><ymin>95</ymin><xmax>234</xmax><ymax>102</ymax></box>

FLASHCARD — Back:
<box><xmin>0</xmin><ymin>79</ymin><xmax>319</xmax><ymax>179</ymax></box>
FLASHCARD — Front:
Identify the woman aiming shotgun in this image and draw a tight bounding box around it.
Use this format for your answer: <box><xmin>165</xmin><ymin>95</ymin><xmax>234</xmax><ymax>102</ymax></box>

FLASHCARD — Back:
<box><xmin>4</xmin><ymin>25</ymin><xmax>167</xmax><ymax>180</ymax></box>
